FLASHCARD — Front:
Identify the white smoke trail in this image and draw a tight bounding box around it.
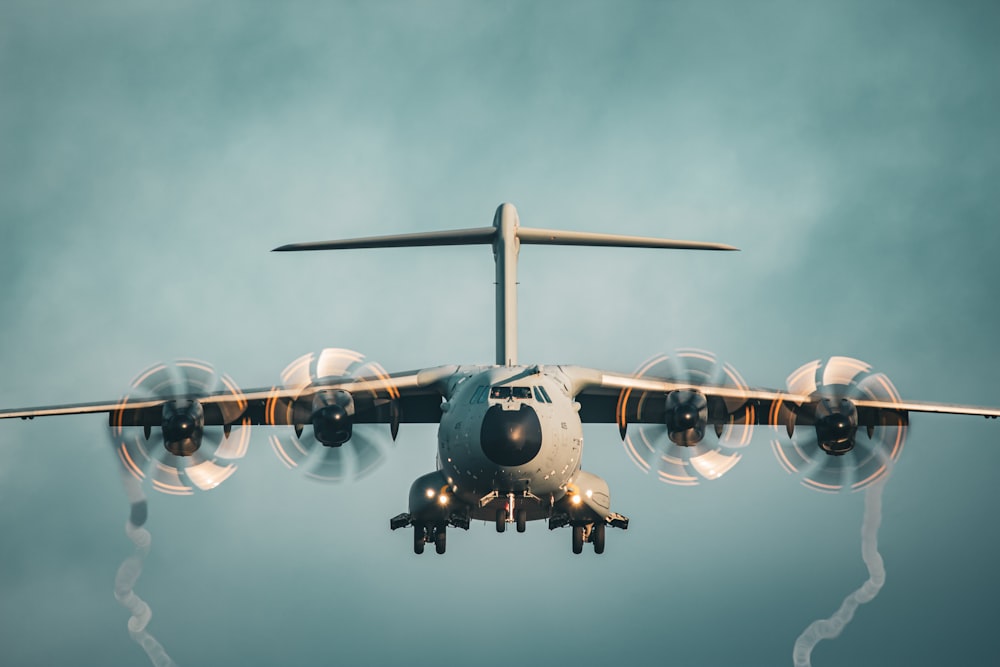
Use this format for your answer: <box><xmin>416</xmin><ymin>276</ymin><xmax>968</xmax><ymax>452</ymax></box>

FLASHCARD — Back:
<box><xmin>114</xmin><ymin>473</ymin><xmax>178</xmax><ymax>667</ymax></box>
<box><xmin>792</xmin><ymin>480</ymin><xmax>886</xmax><ymax>666</ymax></box>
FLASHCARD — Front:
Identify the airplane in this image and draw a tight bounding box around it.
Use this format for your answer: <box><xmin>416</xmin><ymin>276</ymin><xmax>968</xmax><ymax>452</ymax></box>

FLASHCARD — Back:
<box><xmin>2</xmin><ymin>202</ymin><xmax>998</xmax><ymax>557</ymax></box>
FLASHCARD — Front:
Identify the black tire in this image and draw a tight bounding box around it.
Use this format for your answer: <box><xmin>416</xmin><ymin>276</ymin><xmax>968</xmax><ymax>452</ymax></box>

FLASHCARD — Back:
<box><xmin>516</xmin><ymin>508</ymin><xmax>527</xmax><ymax>533</ymax></box>
<box><xmin>434</xmin><ymin>527</ymin><xmax>447</xmax><ymax>555</ymax></box>
<box><xmin>593</xmin><ymin>522</ymin><xmax>606</xmax><ymax>555</ymax></box>
<box><xmin>413</xmin><ymin>525</ymin><xmax>425</xmax><ymax>555</ymax></box>
<box><xmin>496</xmin><ymin>508</ymin><xmax>506</xmax><ymax>533</ymax></box>
<box><xmin>572</xmin><ymin>525</ymin><xmax>584</xmax><ymax>554</ymax></box>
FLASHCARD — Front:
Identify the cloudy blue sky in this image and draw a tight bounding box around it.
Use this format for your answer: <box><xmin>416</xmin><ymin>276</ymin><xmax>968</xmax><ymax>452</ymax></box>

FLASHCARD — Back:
<box><xmin>2</xmin><ymin>2</ymin><xmax>999</xmax><ymax>665</ymax></box>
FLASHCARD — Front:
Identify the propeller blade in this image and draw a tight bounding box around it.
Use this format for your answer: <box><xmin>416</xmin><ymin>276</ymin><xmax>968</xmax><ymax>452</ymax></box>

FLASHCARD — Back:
<box><xmin>622</xmin><ymin>349</ymin><xmax>750</xmax><ymax>485</ymax></box>
<box><xmin>183</xmin><ymin>450</ymin><xmax>238</xmax><ymax>491</ymax></box>
<box><xmin>352</xmin><ymin>427</ymin><xmax>386</xmax><ymax>480</ymax></box>
<box><xmin>771</xmin><ymin>357</ymin><xmax>907</xmax><ymax>493</ymax></box>
<box><xmin>150</xmin><ymin>448</ymin><xmax>194</xmax><ymax>496</ymax></box>
<box><xmin>269</xmin><ymin>348</ymin><xmax>396</xmax><ymax>485</ymax></box>
<box><xmin>175</xmin><ymin>360</ymin><xmax>218</xmax><ymax>397</ymax></box>
<box><xmin>109</xmin><ymin>360</ymin><xmax>248</xmax><ymax>495</ymax></box>
<box><xmin>202</xmin><ymin>429</ymin><xmax>221</xmax><ymax>451</ymax></box>
<box><xmin>306</xmin><ymin>441</ymin><xmax>348</xmax><ymax>483</ymax></box>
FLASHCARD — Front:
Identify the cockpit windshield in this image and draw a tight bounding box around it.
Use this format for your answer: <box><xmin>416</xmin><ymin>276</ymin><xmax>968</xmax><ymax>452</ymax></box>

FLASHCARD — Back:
<box><xmin>489</xmin><ymin>386</ymin><xmax>533</xmax><ymax>400</ymax></box>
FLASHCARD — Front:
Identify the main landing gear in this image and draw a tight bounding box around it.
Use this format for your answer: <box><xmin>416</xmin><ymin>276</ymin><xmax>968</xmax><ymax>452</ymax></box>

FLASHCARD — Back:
<box><xmin>412</xmin><ymin>524</ymin><xmax>447</xmax><ymax>555</ymax></box>
<box><xmin>391</xmin><ymin>510</ymin><xmax>468</xmax><ymax>556</ymax></box>
<box><xmin>571</xmin><ymin>521</ymin><xmax>606</xmax><ymax>554</ymax></box>
<box><xmin>550</xmin><ymin>512</ymin><xmax>627</xmax><ymax>555</ymax></box>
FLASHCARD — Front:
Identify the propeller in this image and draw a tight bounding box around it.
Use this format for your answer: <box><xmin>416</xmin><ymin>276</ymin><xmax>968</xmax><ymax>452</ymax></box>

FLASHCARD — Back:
<box><xmin>109</xmin><ymin>360</ymin><xmax>251</xmax><ymax>496</ymax></box>
<box><xmin>769</xmin><ymin>356</ymin><xmax>907</xmax><ymax>493</ymax></box>
<box><xmin>620</xmin><ymin>348</ymin><xmax>754</xmax><ymax>486</ymax></box>
<box><xmin>265</xmin><ymin>348</ymin><xmax>395</xmax><ymax>483</ymax></box>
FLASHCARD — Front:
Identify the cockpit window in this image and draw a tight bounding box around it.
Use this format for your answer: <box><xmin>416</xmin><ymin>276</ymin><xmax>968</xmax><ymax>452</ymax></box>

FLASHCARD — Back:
<box><xmin>490</xmin><ymin>386</ymin><xmax>512</xmax><ymax>399</ymax></box>
<box><xmin>512</xmin><ymin>386</ymin><xmax>532</xmax><ymax>400</ymax></box>
<box><xmin>489</xmin><ymin>386</ymin><xmax>533</xmax><ymax>400</ymax></box>
<box><xmin>470</xmin><ymin>385</ymin><xmax>488</xmax><ymax>404</ymax></box>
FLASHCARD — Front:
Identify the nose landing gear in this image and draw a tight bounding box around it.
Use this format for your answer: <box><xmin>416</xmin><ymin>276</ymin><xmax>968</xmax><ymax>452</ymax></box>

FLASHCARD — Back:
<box><xmin>495</xmin><ymin>492</ymin><xmax>532</xmax><ymax>533</ymax></box>
<box><xmin>516</xmin><ymin>508</ymin><xmax>527</xmax><ymax>533</ymax></box>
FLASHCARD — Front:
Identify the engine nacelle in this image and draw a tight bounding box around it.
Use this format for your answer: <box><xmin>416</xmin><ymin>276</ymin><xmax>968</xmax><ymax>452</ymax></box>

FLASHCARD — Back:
<box><xmin>161</xmin><ymin>399</ymin><xmax>204</xmax><ymax>456</ymax></box>
<box><xmin>310</xmin><ymin>389</ymin><xmax>355</xmax><ymax>446</ymax></box>
<box><xmin>813</xmin><ymin>397</ymin><xmax>858</xmax><ymax>456</ymax></box>
<box><xmin>665</xmin><ymin>390</ymin><xmax>708</xmax><ymax>446</ymax></box>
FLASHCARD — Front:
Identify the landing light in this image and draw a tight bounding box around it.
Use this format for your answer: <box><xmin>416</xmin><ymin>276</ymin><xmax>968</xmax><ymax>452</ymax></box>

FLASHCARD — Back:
<box><xmin>585</xmin><ymin>489</ymin><xmax>593</xmax><ymax>498</ymax></box>
<box><xmin>425</xmin><ymin>488</ymin><xmax>436</xmax><ymax>498</ymax></box>
<box><xmin>438</xmin><ymin>494</ymin><xmax>449</xmax><ymax>506</ymax></box>
<box><xmin>571</xmin><ymin>494</ymin><xmax>582</xmax><ymax>505</ymax></box>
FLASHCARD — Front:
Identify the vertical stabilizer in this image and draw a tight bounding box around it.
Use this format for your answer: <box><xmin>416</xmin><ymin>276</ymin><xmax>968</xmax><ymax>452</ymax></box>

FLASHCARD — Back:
<box><xmin>493</xmin><ymin>203</ymin><xmax>520</xmax><ymax>366</ymax></box>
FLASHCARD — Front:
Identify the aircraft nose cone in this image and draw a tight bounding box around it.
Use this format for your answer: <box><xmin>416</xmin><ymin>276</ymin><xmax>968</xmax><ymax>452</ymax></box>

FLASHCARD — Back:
<box><xmin>480</xmin><ymin>404</ymin><xmax>543</xmax><ymax>466</ymax></box>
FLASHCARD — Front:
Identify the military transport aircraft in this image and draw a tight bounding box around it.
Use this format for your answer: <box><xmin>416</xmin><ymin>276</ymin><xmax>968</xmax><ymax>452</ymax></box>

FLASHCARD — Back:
<box><xmin>2</xmin><ymin>203</ymin><xmax>998</xmax><ymax>556</ymax></box>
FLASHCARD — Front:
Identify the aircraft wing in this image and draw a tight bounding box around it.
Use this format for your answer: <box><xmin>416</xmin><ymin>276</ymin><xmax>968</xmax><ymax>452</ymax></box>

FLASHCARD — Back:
<box><xmin>0</xmin><ymin>365</ymin><xmax>458</xmax><ymax>427</ymax></box>
<box><xmin>563</xmin><ymin>366</ymin><xmax>1000</xmax><ymax>431</ymax></box>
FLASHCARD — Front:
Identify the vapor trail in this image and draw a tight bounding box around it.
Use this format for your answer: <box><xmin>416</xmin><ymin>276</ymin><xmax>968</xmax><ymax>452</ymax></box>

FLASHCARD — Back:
<box><xmin>114</xmin><ymin>473</ymin><xmax>178</xmax><ymax>667</ymax></box>
<box><xmin>792</xmin><ymin>480</ymin><xmax>886</xmax><ymax>666</ymax></box>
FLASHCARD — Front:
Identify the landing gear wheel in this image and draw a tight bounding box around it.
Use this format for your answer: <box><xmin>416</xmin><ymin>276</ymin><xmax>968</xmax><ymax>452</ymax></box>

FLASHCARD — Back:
<box><xmin>495</xmin><ymin>508</ymin><xmax>506</xmax><ymax>533</ymax></box>
<box><xmin>593</xmin><ymin>522</ymin><xmax>606</xmax><ymax>555</ymax></box>
<box><xmin>413</xmin><ymin>525</ymin><xmax>425</xmax><ymax>555</ymax></box>
<box><xmin>572</xmin><ymin>525</ymin><xmax>584</xmax><ymax>554</ymax></box>
<box><xmin>434</xmin><ymin>526</ymin><xmax>447</xmax><ymax>555</ymax></box>
<box><xmin>516</xmin><ymin>508</ymin><xmax>527</xmax><ymax>533</ymax></box>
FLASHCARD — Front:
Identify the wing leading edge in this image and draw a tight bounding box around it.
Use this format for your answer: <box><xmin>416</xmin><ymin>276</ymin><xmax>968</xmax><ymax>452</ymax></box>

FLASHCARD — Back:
<box><xmin>0</xmin><ymin>365</ymin><xmax>459</xmax><ymax>427</ymax></box>
<box><xmin>564</xmin><ymin>366</ymin><xmax>1000</xmax><ymax>428</ymax></box>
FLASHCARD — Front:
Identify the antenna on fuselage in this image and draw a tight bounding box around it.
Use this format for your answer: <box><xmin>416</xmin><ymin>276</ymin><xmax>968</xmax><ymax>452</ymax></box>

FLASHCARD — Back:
<box><xmin>273</xmin><ymin>203</ymin><xmax>739</xmax><ymax>367</ymax></box>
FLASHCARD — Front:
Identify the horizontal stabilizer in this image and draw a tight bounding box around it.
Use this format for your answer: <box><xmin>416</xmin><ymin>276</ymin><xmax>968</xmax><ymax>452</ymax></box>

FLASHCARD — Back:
<box><xmin>273</xmin><ymin>203</ymin><xmax>739</xmax><ymax>367</ymax></box>
<box><xmin>517</xmin><ymin>227</ymin><xmax>739</xmax><ymax>251</ymax></box>
<box><xmin>273</xmin><ymin>227</ymin><xmax>496</xmax><ymax>252</ymax></box>
<box><xmin>274</xmin><ymin>225</ymin><xmax>738</xmax><ymax>253</ymax></box>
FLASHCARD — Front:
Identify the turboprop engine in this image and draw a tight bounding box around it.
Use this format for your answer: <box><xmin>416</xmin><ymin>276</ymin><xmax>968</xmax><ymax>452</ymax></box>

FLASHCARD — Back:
<box><xmin>310</xmin><ymin>389</ymin><xmax>355</xmax><ymax>446</ymax></box>
<box><xmin>665</xmin><ymin>390</ymin><xmax>708</xmax><ymax>446</ymax></box>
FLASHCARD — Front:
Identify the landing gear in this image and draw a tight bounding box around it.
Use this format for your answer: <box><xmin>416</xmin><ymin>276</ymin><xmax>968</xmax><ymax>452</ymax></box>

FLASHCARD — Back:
<box><xmin>592</xmin><ymin>522</ymin><xmax>605</xmax><ymax>554</ymax></box>
<box><xmin>495</xmin><ymin>508</ymin><xmax>506</xmax><ymax>533</ymax></box>
<box><xmin>433</xmin><ymin>526</ymin><xmax>447</xmax><ymax>555</ymax></box>
<box><xmin>568</xmin><ymin>522</ymin><xmax>607</xmax><ymax>555</ymax></box>
<box><xmin>390</xmin><ymin>482</ymin><xmax>471</xmax><ymax>554</ymax></box>
<box><xmin>413</xmin><ymin>525</ymin><xmax>425</xmax><ymax>555</ymax></box>
<box><xmin>413</xmin><ymin>524</ymin><xmax>448</xmax><ymax>555</ymax></box>
<box><xmin>516</xmin><ymin>508</ymin><xmax>527</xmax><ymax>533</ymax></box>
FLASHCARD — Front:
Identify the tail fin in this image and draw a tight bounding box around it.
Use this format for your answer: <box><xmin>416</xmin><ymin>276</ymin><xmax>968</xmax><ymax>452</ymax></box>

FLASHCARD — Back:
<box><xmin>274</xmin><ymin>203</ymin><xmax>738</xmax><ymax>365</ymax></box>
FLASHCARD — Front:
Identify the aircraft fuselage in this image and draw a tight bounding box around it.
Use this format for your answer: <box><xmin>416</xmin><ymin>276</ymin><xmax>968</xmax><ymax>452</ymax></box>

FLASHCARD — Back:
<box><xmin>437</xmin><ymin>365</ymin><xmax>583</xmax><ymax>519</ymax></box>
